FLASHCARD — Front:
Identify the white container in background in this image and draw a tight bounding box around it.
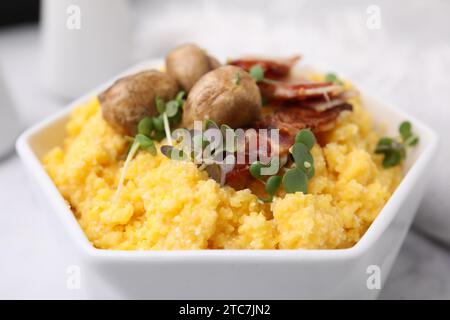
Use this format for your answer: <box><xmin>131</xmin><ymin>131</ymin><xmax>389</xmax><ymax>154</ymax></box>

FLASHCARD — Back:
<box><xmin>40</xmin><ymin>0</ymin><xmax>131</xmax><ymax>99</ymax></box>
<box><xmin>0</xmin><ymin>64</ymin><xmax>21</xmax><ymax>158</ymax></box>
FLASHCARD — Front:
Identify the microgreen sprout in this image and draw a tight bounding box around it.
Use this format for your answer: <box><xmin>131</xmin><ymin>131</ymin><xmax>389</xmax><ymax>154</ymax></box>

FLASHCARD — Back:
<box><xmin>115</xmin><ymin>117</ymin><xmax>158</xmax><ymax>201</ymax></box>
<box><xmin>249</xmin><ymin>65</ymin><xmax>265</xmax><ymax>82</ymax></box>
<box><xmin>283</xmin><ymin>129</ymin><xmax>316</xmax><ymax>193</ymax></box>
<box><xmin>375</xmin><ymin>121</ymin><xmax>419</xmax><ymax>168</ymax></box>
<box><xmin>154</xmin><ymin>92</ymin><xmax>185</xmax><ymax>145</ymax></box>
<box><xmin>114</xmin><ymin>92</ymin><xmax>185</xmax><ymax>200</ymax></box>
<box><xmin>249</xmin><ymin>158</ymin><xmax>282</xmax><ymax>202</ymax></box>
<box><xmin>324</xmin><ymin>72</ymin><xmax>343</xmax><ymax>84</ymax></box>
<box><xmin>249</xmin><ymin>128</ymin><xmax>317</xmax><ymax>202</ymax></box>
<box><xmin>160</xmin><ymin>119</ymin><xmax>237</xmax><ymax>186</ymax></box>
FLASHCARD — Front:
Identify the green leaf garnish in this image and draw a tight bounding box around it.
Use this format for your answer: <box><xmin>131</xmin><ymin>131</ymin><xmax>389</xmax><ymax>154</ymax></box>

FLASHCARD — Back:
<box><xmin>249</xmin><ymin>161</ymin><xmax>264</xmax><ymax>180</ymax></box>
<box><xmin>152</xmin><ymin>115</ymin><xmax>164</xmax><ymax>132</ymax></box>
<box><xmin>283</xmin><ymin>168</ymin><xmax>308</xmax><ymax>194</ymax></box>
<box><xmin>176</xmin><ymin>91</ymin><xmax>185</xmax><ymax>105</ymax></box>
<box><xmin>249</xmin><ymin>65</ymin><xmax>264</xmax><ymax>82</ymax></box>
<box><xmin>291</xmin><ymin>143</ymin><xmax>314</xmax><ymax>173</ymax></box>
<box><xmin>138</xmin><ymin>117</ymin><xmax>153</xmax><ymax>136</ymax></box>
<box><xmin>382</xmin><ymin>150</ymin><xmax>402</xmax><ymax>168</ymax></box>
<box><xmin>248</xmin><ymin>129</ymin><xmax>317</xmax><ymax>201</ymax></box>
<box><xmin>295</xmin><ymin>129</ymin><xmax>316</xmax><ymax>150</ymax></box>
<box><xmin>325</xmin><ymin>73</ymin><xmax>342</xmax><ymax>84</ymax></box>
<box><xmin>375</xmin><ymin>137</ymin><xmax>393</xmax><ymax>153</ymax></box>
<box><xmin>265</xmin><ymin>175</ymin><xmax>281</xmax><ymax>196</ymax></box>
<box><xmin>165</xmin><ymin>100</ymin><xmax>179</xmax><ymax>118</ymax></box>
<box><xmin>135</xmin><ymin>134</ymin><xmax>156</xmax><ymax>155</ymax></box>
<box><xmin>399</xmin><ymin>121</ymin><xmax>412</xmax><ymax>141</ymax></box>
<box><xmin>156</xmin><ymin>96</ymin><xmax>166</xmax><ymax>114</ymax></box>
<box><xmin>405</xmin><ymin>135</ymin><xmax>419</xmax><ymax>146</ymax></box>
<box><xmin>376</xmin><ymin>121</ymin><xmax>419</xmax><ymax>168</ymax></box>
<box><xmin>116</xmin><ymin>115</ymin><xmax>163</xmax><ymax>201</ymax></box>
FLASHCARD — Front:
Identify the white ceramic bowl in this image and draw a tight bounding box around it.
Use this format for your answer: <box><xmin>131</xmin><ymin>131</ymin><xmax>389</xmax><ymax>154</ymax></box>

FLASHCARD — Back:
<box><xmin>16</xmin><ymin>59</ymin><xmax>438</xmax><ymax>299</ymax></box>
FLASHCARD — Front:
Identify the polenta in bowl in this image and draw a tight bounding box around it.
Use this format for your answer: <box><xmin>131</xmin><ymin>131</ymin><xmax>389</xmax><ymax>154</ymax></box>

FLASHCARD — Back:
<box><xmin>42</xmin><ymin>44</ymin><xmax>418</xmax><ymax>251</ymax></box>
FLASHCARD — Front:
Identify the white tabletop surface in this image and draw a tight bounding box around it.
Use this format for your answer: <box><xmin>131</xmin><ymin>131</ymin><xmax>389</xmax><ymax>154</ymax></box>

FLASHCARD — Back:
<box><xmin>0</xmin><ymin>0</ymin><xmax>449</xmax><ymax>299</ymax></box>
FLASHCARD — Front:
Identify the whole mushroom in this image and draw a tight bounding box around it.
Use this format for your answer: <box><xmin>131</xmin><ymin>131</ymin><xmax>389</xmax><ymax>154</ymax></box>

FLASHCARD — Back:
<box><xmin>183</xmin><ymin>65</ymin><xmax>262</xmax><ymax>129</ymax></box>
<box><xmin>166</xmin><ymin>44</ymin><xmax>221</xmax><ymax>92</ymax></box>
<box><xmin>99</xmin><ymin>70</ymin><xmax>179</xmax><ymax>135</ymax></box>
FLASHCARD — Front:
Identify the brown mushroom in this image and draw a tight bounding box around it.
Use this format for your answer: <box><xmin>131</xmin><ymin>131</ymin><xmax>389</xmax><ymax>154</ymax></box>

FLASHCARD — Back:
<box><xmin>182</xmin><ymin>65</ymin><xmax>262</xmax><ymax>129</ymax></box>
<box><xmin>99</xmin><ymin>70</ymin><xmax>178</xmax><ymax>135</ymax></box>
<box><xmin>165</xmin><ymin>44</ymin><xmax>221</xmax><ymax>92</ymax></box>
<box><xmin>207</xmin><ymin>55</ymin><xmax>221</xmax><ymax>69</ymax></box>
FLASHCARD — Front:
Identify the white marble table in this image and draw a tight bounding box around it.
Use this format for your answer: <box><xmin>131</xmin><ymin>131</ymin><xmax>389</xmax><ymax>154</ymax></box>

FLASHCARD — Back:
<box><xmin>0</xmin><ymin>0</ymin><xmax>449</xmax><ymax>299</ymax></box>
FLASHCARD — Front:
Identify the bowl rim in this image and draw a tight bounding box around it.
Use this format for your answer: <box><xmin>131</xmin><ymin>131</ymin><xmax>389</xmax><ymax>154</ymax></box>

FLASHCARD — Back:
<box><xmin>15</xmin><ymin>59</ymin><xmax>439</xmax><ymax>262</ymax></box>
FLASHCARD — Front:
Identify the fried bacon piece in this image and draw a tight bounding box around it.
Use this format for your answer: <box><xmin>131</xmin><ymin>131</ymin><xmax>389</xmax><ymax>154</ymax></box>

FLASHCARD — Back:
<box><xmin>258</xmin><ymin>81</ymin><xmax>344</xmax><ymax>102</ymax></box>
<box><xmin>259</xmin><ymin>103</ymin><xmax>353</xmax><ymax>155</ymax></box>
<box><xmin>228</xmin><ymin>56</ymin><xmax>300</xmax><ymax>80</ymax></box>
<box><xmin>225</xmin><ymin>103</ymin><xmax>353</xmax><ymax>191</ymax></box>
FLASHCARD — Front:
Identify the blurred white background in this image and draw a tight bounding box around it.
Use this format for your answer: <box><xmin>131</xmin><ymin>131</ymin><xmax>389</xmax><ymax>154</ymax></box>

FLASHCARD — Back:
<box><xmin>0</xmin><ymin>0</ymin><xmax>449</xmax><ymax>299</ymax></box>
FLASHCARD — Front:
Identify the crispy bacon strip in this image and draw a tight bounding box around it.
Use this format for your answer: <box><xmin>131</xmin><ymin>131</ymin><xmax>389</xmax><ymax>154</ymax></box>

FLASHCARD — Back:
<box><xmin>228</xmin><ymin>56</ymin><xmax>300</xmax><ymax>80</ymax></box>
<box><xmin>259</xmin><ymin>81</ymin><xmax>344</xmax><ymax>102</ymax></box>
<box><xmin>261</xmin><ymin>103</ymin><xmax>353</xmax><ymax>155</ymax></box>
<box><xmin>225</xmin><ymin>103</ymin><xmax>353</xmax><ymax>191</ymax></box>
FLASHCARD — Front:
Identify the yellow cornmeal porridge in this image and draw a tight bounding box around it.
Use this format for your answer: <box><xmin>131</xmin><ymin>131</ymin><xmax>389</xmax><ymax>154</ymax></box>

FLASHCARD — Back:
<box><xmin>43</xmin><ymin>96</ymin><xmax>401</xmax><ymax>250</ymax></box>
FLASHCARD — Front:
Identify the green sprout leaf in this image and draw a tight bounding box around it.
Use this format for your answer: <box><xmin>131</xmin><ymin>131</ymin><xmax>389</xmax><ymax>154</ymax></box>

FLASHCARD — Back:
<box><xmin>324</xmin><ymin>73</ymin><xmax>342</xmax><ymax>84</ymax></box>
<box><xmin>176</xmin><ymin>91</ymin><xmax>185</xmax><ymax>105</ymax></box>
<box><xmin>249</xmin><ymin>65</ymin><xmax>264</xmax><ymax>82</ymax></box>
<box><xmin>291</xmin><ymin>143</ymin><xmax>314</xmax><ymax>173</ymax></box>
<box><xmin>135</xmin><ymin>134</ymin><xmax>156</xmax><ymax>155</ymax></box>
<box><xmin>137</xmin><ymin>117</ymin><xmax>153</xmax><ymax>136</ymax></box>
<box><xmin>152</xmin><ymin>115</ymin><xmax>164</xmax><ymax>132</ymax></box>
<box><xmin>249</xmin><ymin>162</ymin><xmax>264</xmax><ymax>180</ymax></box>
<box><xmin>399</xmin><ymin>121</ymin><xmax>412</xmax><ymax>141</ymax></box>
<box><xmin>282</xmin><ymin>168</ymin><xmax>308</xmax><ymax>194</ymax></box>
<box><xmin>165</xmin><ymin>100</ymin><xmax>179</xmax><ymax>118</ymax></box>
<box><xmin>155</xmin><ymin>96</ymin><xmax>166</xmax><ymax>114</ymax></box>
<box><xmin>375</xmin><ymin>137</ymin><xmax>393</xmax><ymax>154</ymax></box>
<box><xmin>376</xmin><ymin>121</ymin><xmax>419</xmax><ymax>168</ymax></box>
<box><xmin>405</xmin><ymin>135</ymin><xmax>419</xmax><ymax>147</ymax></box>
<box><xmin>265</xmin><ymin>175</ymin><xmax>281</xmax><ymax>197</ymax></box>
<box><xmin>295</xmin><ymin>129</ymin><xmax>316</xmax><ymax>150</ymax></box>
<box><xmin>382</xmin><ymin>150</ymin><xmax>402</xmax><ymax>168</ymax></box>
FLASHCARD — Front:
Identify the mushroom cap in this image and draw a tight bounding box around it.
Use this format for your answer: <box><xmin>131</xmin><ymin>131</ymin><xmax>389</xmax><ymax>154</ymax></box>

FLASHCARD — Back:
<box><xmin>166</xmin><ymin>43</ymin><xmax>220</xmax><ymax>92</ymax></box>
<box><xmin>182</xmin><ymin>65</ymin><xmax>262</xmax><ymax>129</ymax></box>
<box><xmin>99</xmin><ymin>70</ymin><xmax>178</xmax><ymax>135</ymax></box>
<box><xmin>207</xmin><ymin>55</ymin><xmax>221</xmax><ymax>69</ymax></box>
